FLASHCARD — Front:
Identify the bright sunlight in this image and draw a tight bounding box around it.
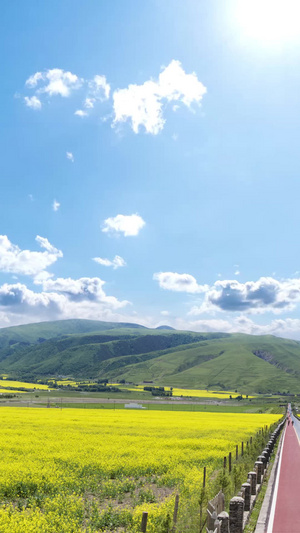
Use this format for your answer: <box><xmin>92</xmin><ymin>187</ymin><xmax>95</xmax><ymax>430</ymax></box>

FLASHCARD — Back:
<box><xmin>236</xmin><ymin>0</ymin><xmax>300</xmax><ymax>44</ymax></box>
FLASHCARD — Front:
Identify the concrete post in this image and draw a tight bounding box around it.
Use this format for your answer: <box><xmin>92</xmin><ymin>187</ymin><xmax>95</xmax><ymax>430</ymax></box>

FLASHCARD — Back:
<box><xmin>218</xmin><ymin>511</ymin><xmax>229</xmax><ymax>533</ymax></box>
<box><xmin>262</xmin><ymin>451</ymin><xmax>269</xmax><ymax>465</ymax></box>
<box><xmin>257</xmin><ymin>456</ymin><xmax>265</xmax><ymax>473</ymax></box>
<box><xmin>249</xmin><ymin>471</ymin><xmax>257</xmax><ymax>495</ymax></box>
<box><xmin>214</xmin><ymin>518</ymin><xmax>221</xmax><ymax>533</ymax></box>
<box><xmin>255</xmin><ymin>461</ymin><xmax>263</xmax><ymax>484</ymax></box>
<box><xmin>229</xmin><ymin>497</ymin><xmax>244</xmax><ymax>533</ymax></box>
<box><xmin>242</xmin><ymin>482</ymin><xmax>251</xmax><ymax>511</ymax></box>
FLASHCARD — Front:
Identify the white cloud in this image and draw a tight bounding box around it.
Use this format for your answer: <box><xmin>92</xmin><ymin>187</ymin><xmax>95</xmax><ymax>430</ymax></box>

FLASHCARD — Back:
<box><xmin>41</xmin><ymin>276</ymin><xmax>128</xmax><ymax>307</ymax></box>
<box><xmin>189</xmin><ymin>277</ymin><xmax>300</xmax><ymax>315</ymax></box>
<box><xmin>66</xmin><ymin>151</ymin><xmax>74</xmax><ymax>162</ymax></box>
<box><xmin>207</xmin><ymin>277</ymin><xmax>300</xmax><ymax>314</ymax></box>
<box><xmin>74</xmin><ymin>109</ymin><xmax>88</xmax><ymax>117</ymax></box>
<box><xmin>52</xmin><ymin>200</ymin><xmax>60</xmax><ymax>211</ymax></box>
<box><xmin>102</xmin><ymin>214</ymin><xmax>145</xmax><ymax>237</ymax></box>
<box><xmin>0</xmin><ymin>235</ymin><xmax>62</xmax><ymax>277</ymax></box>
<box><xmin>23</xmin><ymin>63</ymin><xmax>204</xmax><ymax>134</ymax></box>
<box><xmin>0</xmin><ymin>276</ymin><xmax>130</xmax><ymax>327</ymax></box>
<box><xmin>25</xmin><ymin>72</ymin><xmax>44</xmax><ymax>88</ymax></box>
<box><xmin>33</xmin><ymin>270</ymin><xmax>54</xmax><ymax>284</ymax></box>
<box><xmin>24</xmin><ymin>96</ymin><xmax>42</xmax><ymax>110</ymax></box>
<box><xmin>170</xmin><ymin>315</ymin><xmax>300</xmax><ymax>341</ymax></box>
<box><xmin>76</xmin><ymin>75</ymin><xmax>111</xmax><ymax>116</ymax></box>
<box><xmin>234</xmin><ymin>264</ymin><xmax>240</xmax><ymax>276</ymax></box>
<box><xmin>84</xmin><ymin>98</ymin><xmax>95</xmax><ymax>109</ymax></box>
<box><xmin>35</xmin><ymin>236</ymin><xmax>61</xmax><ymax>255</ymax></box>
<box><xmin>153</xmin><ymin>272</ymin><xmax>209</xmax><ymax>294</ymax></box>
<box><xmin>113</xmin><ymin>60</ymin><xmax>207</xmax><ymax>134</ymax></box>
<box><xmin>24</xmin><ymin>69</ymin><xmax>82</xmax><ymax>110</ymax></box>
<box><xmin>153</xmin><ymin>271</ymin><xmax>300</xmax><ymax>316</ymax></box>
<box><xmin>0</xmin><ymin>283</ymin><xmax>66</xmax><ymax>324</ymax></box>
<box><xmin>93</xmin><ymin>255</ymin><xmax>126</xmax><ymax>269</ymax></box>
<box><xmin>26</xmin><ymin>68</ymin><xmax>81</xmax><ymax>97</ymax></box>
<box><xmin>161</xmin><ymin>310</ymin><xmax>170</xmax><ymax>316</ymax></box>
<box><xmin>89</xmin><ymin>75</ymin><xmax>110</xmax><ymax>100</ymax></box>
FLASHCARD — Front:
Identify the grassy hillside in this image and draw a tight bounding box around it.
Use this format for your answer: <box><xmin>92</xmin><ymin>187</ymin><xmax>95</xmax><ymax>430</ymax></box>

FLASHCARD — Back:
<box><xmin>100</xmin><ymin>335</ymin><xmax>300</xmax><ymax>393</ymax></box>
<box><xmin>1</xmin><ymin>320</ymin><xmax>300</xmax><ymax>393</ymax></box>
<box><xmin>0</xmin><ymin>319</ymin><xmax>147</xmax><ymax>349</ymax></box>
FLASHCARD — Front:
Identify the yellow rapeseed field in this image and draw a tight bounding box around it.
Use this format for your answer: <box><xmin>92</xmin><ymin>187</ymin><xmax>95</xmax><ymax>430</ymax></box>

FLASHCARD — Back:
<box><xmin>113</xmin><ymin>384</ymin><xmax>253</xmax><ymax>399</ymax></box>
<box><xmin>0</xmin><ymin>407</ymin><xmax>280</xmax><ymax>532</ymax></box>
<box><xmin>0</xmin><ymin>380</ymin><xmax>49</xmax><ymax>390</ymax></box>
<box><xmin>0</xmin><ymin>389</ymin><xmax>25</xmax><ymax>394</ymax></box>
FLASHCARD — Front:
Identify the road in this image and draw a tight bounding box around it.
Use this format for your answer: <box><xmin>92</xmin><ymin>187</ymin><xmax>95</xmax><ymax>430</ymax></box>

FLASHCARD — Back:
<box><xmin>267</xmin><ymin>408</ymin><xmax>300</xmax><ymax>532</ymax></box>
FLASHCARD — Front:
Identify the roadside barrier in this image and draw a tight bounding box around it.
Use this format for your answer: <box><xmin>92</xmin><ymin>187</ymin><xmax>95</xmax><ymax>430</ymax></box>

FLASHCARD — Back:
<box><xmin>205</xmin><ymin>418</ymin><xmax>285</xmax><ymax>533</ymax></box>
<box><xmin>138</xmin><ymin>418</ymin><xmax>285</xmax><ymax>532</ymax></box>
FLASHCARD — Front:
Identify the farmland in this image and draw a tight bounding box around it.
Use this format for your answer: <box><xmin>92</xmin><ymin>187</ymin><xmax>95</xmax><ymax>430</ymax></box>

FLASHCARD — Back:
<box><xmin>0</xmin><ymin>407</ymin><xmax>281</xmax><ymax>532</ymax></box>
<box><xmin>110</xmin><ymin>384</ymin><xmax>253</xmax><ymax>399</ymax></box>
<box><xmin>0</xmin><ymin>379</ymin><xmax>49</xmax><ymax>391</ymax></box>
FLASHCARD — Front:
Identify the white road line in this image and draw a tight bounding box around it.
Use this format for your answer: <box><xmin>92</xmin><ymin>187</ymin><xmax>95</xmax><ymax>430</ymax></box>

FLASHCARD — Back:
<box><xmin>266</xmin><ymin>425</ymin><xmax>287</xmax><ymax>533</ymax></box>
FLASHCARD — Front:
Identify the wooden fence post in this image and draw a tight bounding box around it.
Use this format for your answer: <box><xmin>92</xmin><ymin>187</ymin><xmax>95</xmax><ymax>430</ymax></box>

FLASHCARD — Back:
<box><xmin>203</xmin><ymin>466</ymin><xmax>206</xmax><ymax>488</ymax></box>
<box><xmin>141</xmin><ymin>512</ymin><xmax>148</xmax><ymax>532</ymax></box>
<box><xmin>236</xmin><ymin>445</ymin><xmax>238</xmax><ymax>461</ymax></box>
<box><xmin>229</xmin><ymin>452</ymin><xmax>232</xmax><ymax>473</ymax></box>
<box><xmin>223</xmin><ymin>456</ymin><xmax>227</xmax><ymax>470</ymax></box>
<box><xmin>172</xmin><ymin>494</ymin><xmax>179</xmax><ymax>532</ymax></box>
<box><xmin>241</xmin><ymin>442</ymin><xmax>244</xmax><ymax>456</ymax></box>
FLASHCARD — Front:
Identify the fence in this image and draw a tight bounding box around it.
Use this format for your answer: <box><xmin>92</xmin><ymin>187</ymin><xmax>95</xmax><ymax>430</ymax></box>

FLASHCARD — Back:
<box><xmin>137</xmin><ymin>418</ymin><xmax>285</xmax><ymax>532</ymax></box>
<box><xmin>205</xmin><ymin>419</ymin><xmax>285</xmax><ymax>533</ymax></box>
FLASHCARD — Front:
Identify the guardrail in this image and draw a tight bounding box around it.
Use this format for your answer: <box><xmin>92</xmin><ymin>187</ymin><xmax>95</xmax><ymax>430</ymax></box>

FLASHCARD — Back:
<box><xmin>206</xmin><ymin>419</ymin><xmax>285</xmax><ymax>533</ymax></box>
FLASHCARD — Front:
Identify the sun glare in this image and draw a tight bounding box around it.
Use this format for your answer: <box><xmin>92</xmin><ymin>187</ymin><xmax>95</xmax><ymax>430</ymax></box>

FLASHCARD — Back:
<box><xmin>236</xmin><ymin>0</ymin><xmax>300</xmax><ymax>44</ymax></box>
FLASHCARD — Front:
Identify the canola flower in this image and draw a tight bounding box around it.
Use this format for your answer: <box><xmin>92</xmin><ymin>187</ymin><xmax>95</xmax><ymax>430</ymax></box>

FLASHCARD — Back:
<box><xmin>112</xmin><ymin>383</ymin><xmax>254</xmax><ymax>399</ymax></box>
<box><xmin>0</xmin><ymin>380</ymin><xmax>49</xmax><ymax>390</ymax></box>
<box><xmin>0</xmin><ymin>407</ymin><xmax>280</xmax><ymax>532</ymax></box>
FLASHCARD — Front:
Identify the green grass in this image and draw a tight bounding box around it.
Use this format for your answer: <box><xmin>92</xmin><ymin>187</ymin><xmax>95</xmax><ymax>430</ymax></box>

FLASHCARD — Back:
<box><xmin>33</xmin><ymin>401</ymin><xmax>285</xmax><ymax>414</ymax></box>
<box><xmin>1</xmin><ymin>319</ymin><xmax>300</xmax><ymax>394</ymax></box>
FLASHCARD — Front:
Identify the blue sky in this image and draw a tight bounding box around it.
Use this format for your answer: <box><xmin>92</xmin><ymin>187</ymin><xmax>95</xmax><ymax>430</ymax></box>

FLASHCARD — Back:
<box><xmin>2</xmin><ymin>0</ymin><xmax>300</xmax><ymax>338</ymax></box>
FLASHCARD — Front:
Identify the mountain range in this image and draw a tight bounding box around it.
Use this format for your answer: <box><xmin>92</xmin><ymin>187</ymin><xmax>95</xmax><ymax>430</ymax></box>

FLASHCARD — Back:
<box><xmin>0</xmin><ymin>319</ymin><xmax>299</xmax><ymax>393</ymax></box>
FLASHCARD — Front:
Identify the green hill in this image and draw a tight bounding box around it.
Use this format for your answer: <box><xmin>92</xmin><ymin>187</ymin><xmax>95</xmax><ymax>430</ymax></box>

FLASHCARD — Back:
<box><xmin>1</xmin><ymin>319</ymin><xmax>300</xmax><ymax>393</ymax></box>
<box><xmin>0</xmin><ymin>319</ymin><xmax>146</xmax><ymax>349</ymax></box>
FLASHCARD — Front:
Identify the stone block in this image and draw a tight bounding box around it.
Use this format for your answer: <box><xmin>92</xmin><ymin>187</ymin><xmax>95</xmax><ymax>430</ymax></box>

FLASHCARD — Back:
<box><xmin>255</xmin><ymin>461</ymin><xmax>263</xmax><ymax>484</ymax></box>
<box><xmin>217</xmin><ymin>511</ymin><xmax>229</xmax><ymax>533</ymax></box>
<box><xmin>248</xmin><ymin>471</ymin><xmax>257</xmax><ymax>495</ymax></box>
<box><xmin>242</xmin><ymin>482</ymin><xmax>251</xmax><ymax>511</ymax></box>
<box><xmin>229</xmin><ymin>497</ymin><xmax>244</xmax><ymax>533</ymax></box>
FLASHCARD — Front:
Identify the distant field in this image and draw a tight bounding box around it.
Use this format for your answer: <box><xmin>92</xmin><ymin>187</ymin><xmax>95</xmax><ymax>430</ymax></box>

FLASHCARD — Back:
<box><xmin>111</xmin><ymin>383</ymin><xmax>253</xmax><ymax>399</ymax></box>
<box><xmin>0</xmin><ymin>379</ymin><xmax>49</xmax><ymax>390</ymax></box>
<box><xmin>47</xmin><ymin>402</ymin><xmax>283</xmax><ymax>414</ymax></box>
<box><xmin>0</xmin><ymin>407</ymin><xmax>281</xmax><ymax>532</ymax></box>
<box><xmin>0</xmin><ymin>388</ymin><xmax>25</xmax><ymax>394</ymax></box>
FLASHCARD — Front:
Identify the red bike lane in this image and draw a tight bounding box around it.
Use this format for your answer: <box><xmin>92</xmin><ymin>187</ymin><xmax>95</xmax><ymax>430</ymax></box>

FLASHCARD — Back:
<box><xmin>270</xmin><ymin>421</ymin><xmax>300</xmax><ymax>533</ymax></box>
